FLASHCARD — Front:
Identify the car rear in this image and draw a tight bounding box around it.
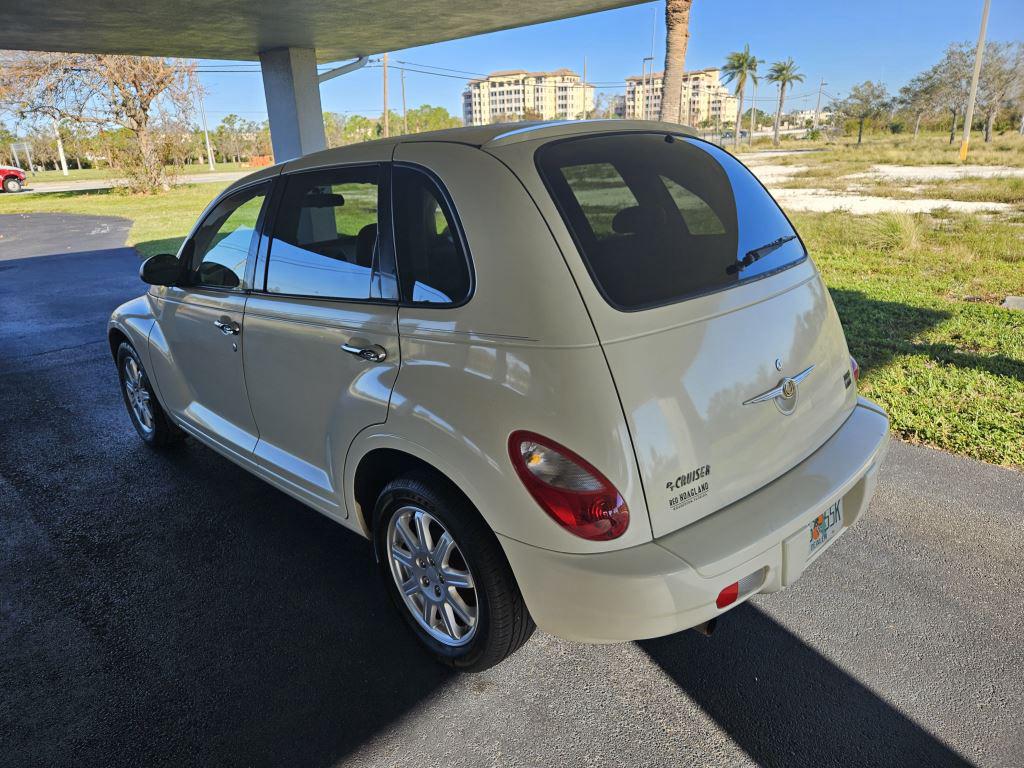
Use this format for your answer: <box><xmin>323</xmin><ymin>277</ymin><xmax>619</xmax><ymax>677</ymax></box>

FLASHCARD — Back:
<box><xmin>486</xmin><ymin>124</ymin><xmax>889</xmax><ymax>641</ymax></box>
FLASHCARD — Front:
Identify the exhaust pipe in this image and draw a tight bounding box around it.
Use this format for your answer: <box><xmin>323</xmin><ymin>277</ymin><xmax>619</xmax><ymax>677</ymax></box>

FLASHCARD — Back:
<box><xmin>693</xmin><ymin>618</ymin><xmax>717</xmax><ymax>636</ymax></box>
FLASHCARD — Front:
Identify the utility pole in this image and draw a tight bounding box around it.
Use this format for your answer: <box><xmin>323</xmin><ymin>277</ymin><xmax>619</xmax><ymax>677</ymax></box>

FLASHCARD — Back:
<box><xmin>640</xmin><ymin>58</ymin><xmax>647</xmax><ymax>120</ymax></box>
<box><xmin>649</xmin><ymin>5</ymin><xmax>657</xmax><ymax>120</ymax></box>
<box><xmin>813</xmin><ymin>78</ymin><xmax>827</xmax><ymax>130</ymax></box>
<box><xmin>641</xmin><ymin>56</ymin><xmax>654</xmax><ymax>120</ymax></box>
<box><xmin>582</xmin><ymin>56</ymin><xmax>588</xmax><ymax>119</ymax></box>
<box><xmin>749</xmin><ymin>78</ymin><xmax>756</xmax><ymax>147</ymax></box>
<box><xmin>401</xmin><ymin>66</ymin><xmax>408</xmax><ymax>134</ymax></box>
<box><xmin>959</xmin><ymin>0</ymin><xmax>991</xmax><ymax>161</ymax></box>
<box><xmin>52</xmin><ymin>118</ymin><xmax>68</xmax><ymax>176</ymax></box>
<box><xmin>382</xmin><ymin>53</ymin><xmax>390</xmax><ymax>138</ymax></box>
<box><xmin>198</xmin><ymin>97</ymin><xmax>215</xmax><ymax>171</ymax></box>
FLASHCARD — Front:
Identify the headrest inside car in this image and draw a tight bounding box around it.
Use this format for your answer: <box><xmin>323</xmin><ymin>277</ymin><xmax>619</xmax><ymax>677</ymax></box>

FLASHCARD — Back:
<box><xmin>611</xmin><ymin>206</ymin><xmax>666</xmax><ymax>235</ymax></box>
<box><xmin>302</xmin><ymin>192</ymin><xmax>346</xmax><ymax>209</ymax></box>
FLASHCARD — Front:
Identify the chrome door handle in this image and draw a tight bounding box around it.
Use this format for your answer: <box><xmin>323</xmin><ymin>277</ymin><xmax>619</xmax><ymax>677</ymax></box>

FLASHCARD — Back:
<box><xmin>341</xmin><ymin>343</ymin><xmax>387</xmax><ymax>363</ymax></box>
<box><xmin>214</xmin><ymin>319</ymin><xmax>240</xmax><ymax>335</ymax></box>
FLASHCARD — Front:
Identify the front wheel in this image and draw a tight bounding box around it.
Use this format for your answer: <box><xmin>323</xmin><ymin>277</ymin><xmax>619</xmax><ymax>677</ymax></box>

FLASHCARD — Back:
<box><xmin>3</xmin><ymin>177</ymin><xmax>22</xmax><ymax>193</ymax></box>
<box><xmin>373</xmin><ymin>472</ymin><xmax>535</xmax><ymax>672</ymax></box>
<box><xmin>116</xmin><ymin>341</ymin><xmax>182</xmax><ymax>447</ymax></box>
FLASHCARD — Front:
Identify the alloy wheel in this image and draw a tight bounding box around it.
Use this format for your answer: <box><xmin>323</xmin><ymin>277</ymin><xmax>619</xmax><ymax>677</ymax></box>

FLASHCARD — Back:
<box><xmin>386</xmin><ymin>505</ymin><xmax>479</xmax><ymax>646</ymax></box>
<box><xmin>123</xmin><ymin>356</ymin><xmax>155</xmax><ymax>434</ymax></box>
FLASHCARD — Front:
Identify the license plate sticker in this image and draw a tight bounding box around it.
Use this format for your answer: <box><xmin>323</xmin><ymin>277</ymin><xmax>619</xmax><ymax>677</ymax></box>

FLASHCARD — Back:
<box><xmin>807</xmin><ymin>499</ymin><xmax>843</xmax><ymax>561</ymax></box>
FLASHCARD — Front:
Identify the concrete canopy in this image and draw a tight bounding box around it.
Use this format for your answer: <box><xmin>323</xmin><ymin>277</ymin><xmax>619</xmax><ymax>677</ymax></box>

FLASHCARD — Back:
<box><xmin>2</xmin><ymin>0</ymin><xmax>638</xmax><ymax>62</ymax></box>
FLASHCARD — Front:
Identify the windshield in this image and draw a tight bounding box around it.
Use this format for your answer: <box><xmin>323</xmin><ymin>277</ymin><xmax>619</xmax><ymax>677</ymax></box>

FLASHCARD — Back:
<box><xmin>536</xmin><ymin>133</ymin><xmax>806</xmax><ymax>311</ymax></box>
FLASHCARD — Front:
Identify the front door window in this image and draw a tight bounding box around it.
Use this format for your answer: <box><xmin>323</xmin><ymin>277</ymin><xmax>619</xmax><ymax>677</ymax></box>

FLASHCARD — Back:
<box><xmin>190</xmin><ymin>183</ymin><xmax>269</xmax><ymax>290</ymax></box>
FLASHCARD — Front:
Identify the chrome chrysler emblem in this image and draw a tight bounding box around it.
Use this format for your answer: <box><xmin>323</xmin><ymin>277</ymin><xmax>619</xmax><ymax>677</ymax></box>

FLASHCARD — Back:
<box><xmin>743</xmin><ymin>365</ymin><xmax>815</xmax><ymax>414</ymax></box>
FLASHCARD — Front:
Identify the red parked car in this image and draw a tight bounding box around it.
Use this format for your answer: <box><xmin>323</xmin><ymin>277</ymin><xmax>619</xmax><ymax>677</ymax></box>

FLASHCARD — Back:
<box><xmin>1</xmin><ymin>165</ymin><xmax>26</xmax><ymax>192</ymax></box>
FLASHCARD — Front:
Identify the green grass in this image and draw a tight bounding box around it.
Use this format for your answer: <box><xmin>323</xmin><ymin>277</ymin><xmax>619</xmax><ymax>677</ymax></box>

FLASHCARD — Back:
<box><xmin>2</xmin><ymin>179</ymin><xmax>1021</xmax><ymax>467</ymax></box>
<box><xmin>796</xmin><ymin>210</ymin><xmax>1024</xmax><ymax>467</ymax></box>
<box><xmin>24</xmin><ymin>162</ymin><xmax>251</xmax><ymax>184</ymax></box>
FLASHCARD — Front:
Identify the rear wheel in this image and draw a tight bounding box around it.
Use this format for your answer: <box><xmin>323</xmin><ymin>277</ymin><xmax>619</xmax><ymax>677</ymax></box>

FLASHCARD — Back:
<box><xmin>116</xmin><ymin>341</ymin><xmax>182</xmax><ymax>447</ymax></box>
<box><xmin>3</xmin><ymin>177</ymin><xmax>22</xmax><ymax>193</ymax></box>
<box><xmin>373</xmin><ymin>472</ymin><xmax>535</xmax><ymax>672</ymax></box>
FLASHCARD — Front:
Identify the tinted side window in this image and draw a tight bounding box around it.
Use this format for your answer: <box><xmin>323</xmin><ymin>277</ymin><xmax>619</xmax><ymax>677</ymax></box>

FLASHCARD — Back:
<box><xmin>266</xmin><ymin>166</ymin><xmax>381</xmax><ymax>300</ymax></box>
<box><xmin>392</xmin><ymin>166</ymin><xmax>471</xmax><ymax>305</ymax></box>
<box><xmin>190</xmin><ymin>183</ymin><xmax>268</xmax><ymax>289</ymax></box>
<box><xmin>537</xmin><ymin>134</ymin><xmax>805</xmax><ymax>310</ymax></box>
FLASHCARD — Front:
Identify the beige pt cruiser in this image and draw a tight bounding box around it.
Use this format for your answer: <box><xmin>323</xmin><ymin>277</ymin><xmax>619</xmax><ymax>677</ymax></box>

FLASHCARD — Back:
<box><xmin>109</xmin><ymin>121</ymin><xmax>889</xmax><ymax>671</ymax></box>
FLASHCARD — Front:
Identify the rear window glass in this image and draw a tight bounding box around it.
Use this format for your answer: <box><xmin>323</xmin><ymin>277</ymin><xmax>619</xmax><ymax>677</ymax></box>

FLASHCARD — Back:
<box><xmin>536</xmin><ymin>134</ymin><xmax>806</xmax><ymax>310</ymax></box>
<box><xmin>392</xmin><ymin>166</ymin><xmax>471</xmax><ymax>305</ymax></box>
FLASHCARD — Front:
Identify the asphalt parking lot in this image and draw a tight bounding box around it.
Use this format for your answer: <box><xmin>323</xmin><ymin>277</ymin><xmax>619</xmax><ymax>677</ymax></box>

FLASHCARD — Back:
<box><xmin>2</xmin><ymin>213</ymin><xmax>1022</xmax><ymax>768</ymax></box>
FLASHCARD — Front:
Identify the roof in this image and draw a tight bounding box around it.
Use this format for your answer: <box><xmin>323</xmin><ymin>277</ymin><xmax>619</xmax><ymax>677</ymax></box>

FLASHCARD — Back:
<box><xmin>338</xmin><ymin>119</ymin><xmax>694</xmax><ymax>150</ymax></box>
<box><xmin>467</xmin><ymin>68</ymin><xmax>582</xmax><ymax>86</ymax></box>
<box><xmin>0</xmin><ymin>0</ymin><xmax>644</xmax><ymax>62</ymax></box>
<box><xmin>625</xmin><ymin>67</ymin><xmax>721</xmax><ymax>82</ymax></box>
<box><xmin>220</xmin><ymin>119</ymin><xmax>698</xmax><ymax>196</ymax></box>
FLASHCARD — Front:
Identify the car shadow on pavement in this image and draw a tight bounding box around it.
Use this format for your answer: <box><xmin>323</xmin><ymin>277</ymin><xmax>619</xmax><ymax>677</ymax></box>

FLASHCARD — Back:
<box><xmin>639</xmin><ymin>603</ymin><xmax>974</xmax><ymax>768</ymax></box>
<box><xmin>2</xmin><ymin>365</ymin><xmax>453</xmax><ymax>767</ymax></box>
<box><xmin>1</xmin><ymin>240</ymin><xmax>455</xmax><ymax>768</ymax></box>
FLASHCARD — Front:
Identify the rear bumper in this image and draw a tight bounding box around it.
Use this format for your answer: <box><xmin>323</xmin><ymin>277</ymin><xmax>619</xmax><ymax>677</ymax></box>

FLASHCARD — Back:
<box><xmin>500</xmin><ymin>398</ymin><xmax>889</xmax><ymax>643</ymax></box>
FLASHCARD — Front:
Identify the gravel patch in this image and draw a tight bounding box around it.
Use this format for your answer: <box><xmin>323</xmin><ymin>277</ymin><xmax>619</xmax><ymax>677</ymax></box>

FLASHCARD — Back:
<box><xmin>847</xmin><ymin>164</ymin><xmax>1024</xmax><ymax>182</ymax></box>
<box><xmin>770</xmin><ymin>188</ymin><xmax>1013</xmax><ymax>215</ymax></box>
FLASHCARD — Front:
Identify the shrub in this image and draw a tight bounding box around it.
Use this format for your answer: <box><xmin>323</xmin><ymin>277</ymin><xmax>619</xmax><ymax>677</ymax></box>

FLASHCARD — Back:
<box><xmin>866</xmin><ymin>212</ymin><xmax>925</xmax><ymax>252</ymax></box>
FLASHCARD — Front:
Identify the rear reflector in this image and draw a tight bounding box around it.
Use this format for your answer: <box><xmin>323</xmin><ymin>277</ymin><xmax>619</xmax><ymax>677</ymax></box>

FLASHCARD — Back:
<box><xmin>717</xmin><ymin>568</ymin><xmax>768</xmax><ymax>610</ymax></box>
<box><xmin>716</xmin><ymin>582</ymin><xmax>739</xmax><ymax>609</ymax></box>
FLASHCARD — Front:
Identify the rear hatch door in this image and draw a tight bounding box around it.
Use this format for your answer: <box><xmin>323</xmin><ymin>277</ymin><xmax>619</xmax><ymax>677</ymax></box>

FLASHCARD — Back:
<box><xmin>532</xmin><ymin>133</ymin><xmax>858</xmax><ymax>538</ymax></box>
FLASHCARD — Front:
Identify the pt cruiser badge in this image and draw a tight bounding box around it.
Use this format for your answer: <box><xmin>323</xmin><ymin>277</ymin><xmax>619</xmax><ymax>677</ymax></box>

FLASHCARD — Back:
<box><xmin>743</xmin><ymin>364</ymin><xmax>815</xmax><ymax>415</ymax></box>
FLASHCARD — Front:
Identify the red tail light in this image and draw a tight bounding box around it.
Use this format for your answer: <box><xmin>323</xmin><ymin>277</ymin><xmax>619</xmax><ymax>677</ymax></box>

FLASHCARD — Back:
<box><xmin>850</xmin><ymin>355</ymin><xmax>860</xmax><ymax>382</ymax></box>
<box><xmin>508</xmin><ymin>430</ymin><xmax>629</xmax><ymax>541</ymax></box>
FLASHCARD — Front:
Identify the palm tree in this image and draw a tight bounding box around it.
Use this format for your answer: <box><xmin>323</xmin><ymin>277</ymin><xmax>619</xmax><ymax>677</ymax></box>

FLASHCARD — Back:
<box><xmin>766</xmin><ymin>58</ymin><xmax>805</xmax><ymax>146</ymax></box>
<box><xmin>721</xmin><ymin>45</ymin><xmax>761</xmax><ymax>148</ymax></box>
<box><xmin>659</xmin><ymin>0</ymin><xmax>694</xmax><ymax>124</ymax></box>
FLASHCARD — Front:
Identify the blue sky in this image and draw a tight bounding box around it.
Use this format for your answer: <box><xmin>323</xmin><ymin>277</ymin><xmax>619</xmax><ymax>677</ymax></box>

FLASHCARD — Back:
<box><xmin>198</xmin><ymin>0</ymin><xmax>1023</xmax><ymax>125</ymax></box>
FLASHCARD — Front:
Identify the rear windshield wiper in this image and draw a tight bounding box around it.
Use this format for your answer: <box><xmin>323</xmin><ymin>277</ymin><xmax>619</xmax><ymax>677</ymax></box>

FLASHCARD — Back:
<box><xmin>726</xmin><ymin>234</ymin><xmax>798</xmax><ymax>275</ymax></box>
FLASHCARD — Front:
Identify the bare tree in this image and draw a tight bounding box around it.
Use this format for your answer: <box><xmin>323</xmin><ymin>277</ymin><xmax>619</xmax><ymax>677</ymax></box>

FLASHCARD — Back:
<box><xmin>0</xmin><ymin>52</ymin><xmax>197</xmax><ymax>192</ymax></box>
<box><xmin>832</xmin><ymin>81</ymin><xmax>890</xmax><ymax>145</ymax></box>
<box><xmin>898</xmin><ymin>69</ymin><xmax>942</xmax><ymax>139</ymax></box>
<box><xmin>932</xmin><ymin>44</ymin><xmax>972</xmax><ymax>144</ymax></box>
<box><xmin>659</xmin><ymin>0</ymin><xmax>694</xmax><ymax>124</ymax></box>
<box><xmin>977</xmin><ymin>42</ymin><xmax>1023</xmax><ymax>142</ymax></box>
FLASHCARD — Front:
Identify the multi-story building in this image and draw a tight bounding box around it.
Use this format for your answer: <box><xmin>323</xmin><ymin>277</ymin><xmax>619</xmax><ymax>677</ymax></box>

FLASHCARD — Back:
<box><xmin>623</xmin><ymin>68</ymin><xmax>738</xmax><ymax>126</ymax></box>
<box><xmin>462</xmin><ymin>69</ymin><xmax>595</xmax><ymax>126</ymax></box>
<box><xmin>789</xmin><ymin>108</ymin><xmax>833</xmax><ymax>127</ymax></box>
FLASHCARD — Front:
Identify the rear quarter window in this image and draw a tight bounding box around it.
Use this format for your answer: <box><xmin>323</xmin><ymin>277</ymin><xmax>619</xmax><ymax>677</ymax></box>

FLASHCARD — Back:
<box><xmin>536</xmin><ymin>133</ymin><xmax>806</xmax><ymax>311</ymax></box>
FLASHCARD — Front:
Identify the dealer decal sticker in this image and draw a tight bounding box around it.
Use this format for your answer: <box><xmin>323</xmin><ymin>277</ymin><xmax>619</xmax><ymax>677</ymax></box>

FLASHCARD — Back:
<box><xmin>665</xmin><ymin>464</ymin><xmax>711</xmax><ymax>510</ymax></box>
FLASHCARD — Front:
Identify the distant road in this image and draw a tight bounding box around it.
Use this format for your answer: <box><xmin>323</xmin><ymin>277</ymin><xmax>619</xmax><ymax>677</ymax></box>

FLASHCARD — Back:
<box><xmin>21</xmin><ymin>170</ymin><xmax>250</xmax><ymax>195</ymax></box>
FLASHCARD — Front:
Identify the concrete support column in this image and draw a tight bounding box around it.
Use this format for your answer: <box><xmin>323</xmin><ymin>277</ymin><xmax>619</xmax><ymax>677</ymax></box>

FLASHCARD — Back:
<box><xmin>258</xmin><ymin>47</ymin><xmax>326</xmax><ymax>162</ymax></box>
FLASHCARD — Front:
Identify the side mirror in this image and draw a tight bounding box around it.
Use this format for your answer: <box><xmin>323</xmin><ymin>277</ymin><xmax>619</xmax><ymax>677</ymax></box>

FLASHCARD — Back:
<box><xmin>139</xmin><ymin>253</ymin><xmax>183</xmax><ymax>286</ymax></box>
<box><xmin>195</xmin><ymin>262</ymin><xmax>240</xmax><ymax>289</ymax></box>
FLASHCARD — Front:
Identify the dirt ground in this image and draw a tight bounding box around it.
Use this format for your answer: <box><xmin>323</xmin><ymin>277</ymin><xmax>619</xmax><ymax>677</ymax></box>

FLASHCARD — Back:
<box><xmin>744</xmin><ymin>155</ymin><xmax>1018</xmax><ymax>214</ymax></box>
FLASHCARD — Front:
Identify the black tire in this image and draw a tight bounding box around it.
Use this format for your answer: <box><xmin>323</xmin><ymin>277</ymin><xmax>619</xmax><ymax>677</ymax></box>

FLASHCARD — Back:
<box><xmin>373</xmin><ymin>471</ymin><xmax>535</xmax><ymax>672</ymax></box>
<box><xmin>115</xmin><ymin>341</ymin><xmax>183</xmax><ymax>448</ymax></box>
<box><xmin>3</xmin><ymin>177</ymin><xmax>22</xmax><ymax>193</ymax></box>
